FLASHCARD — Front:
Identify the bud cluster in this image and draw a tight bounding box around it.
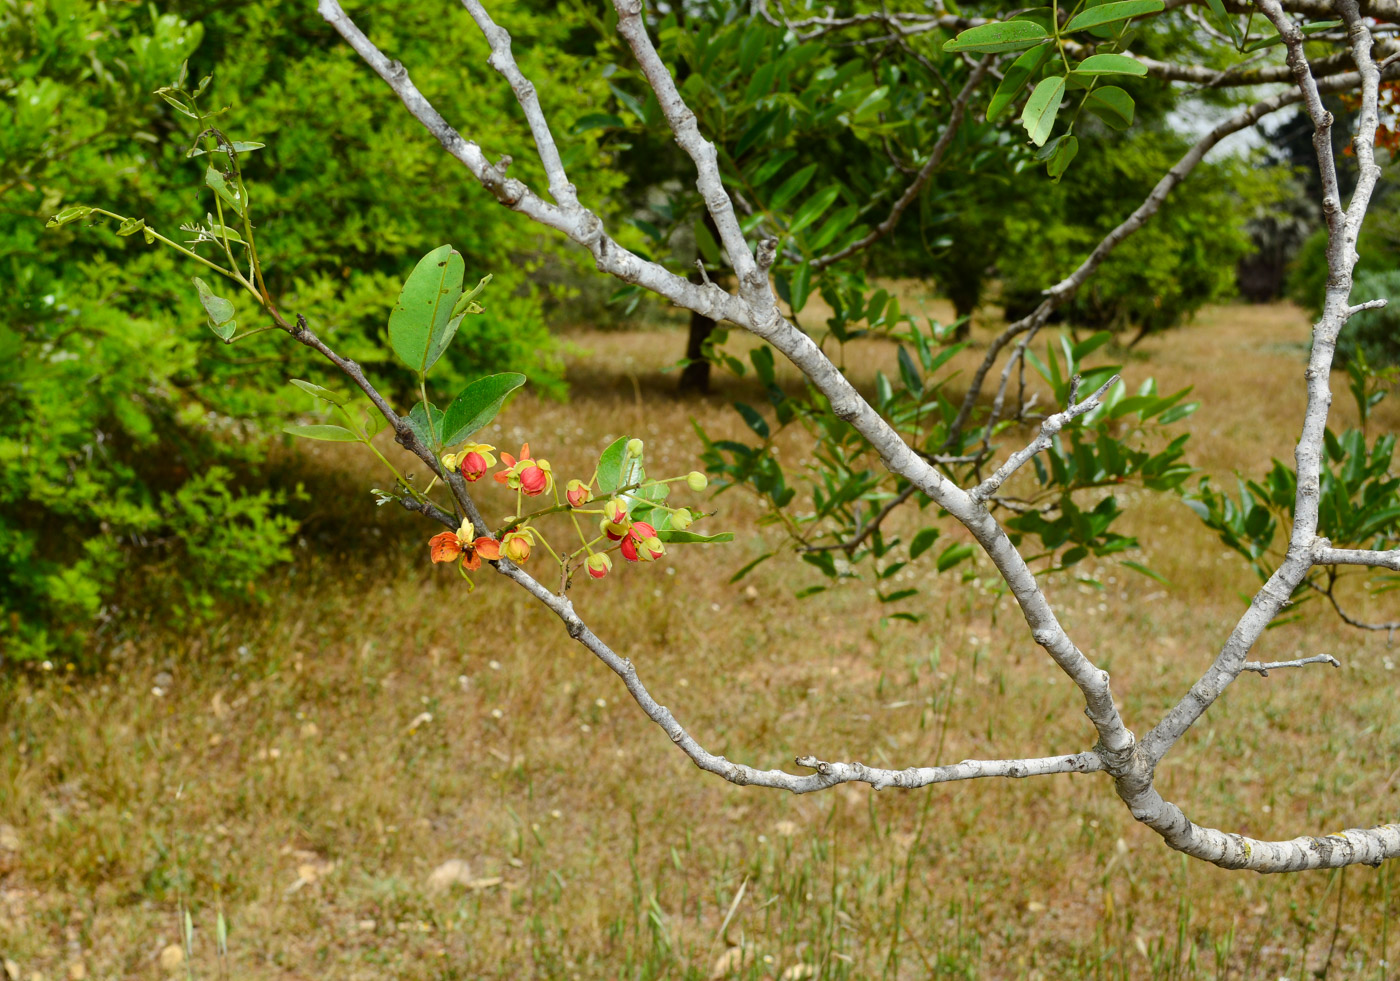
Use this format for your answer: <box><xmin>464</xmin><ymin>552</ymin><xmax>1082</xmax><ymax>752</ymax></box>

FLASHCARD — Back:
<box><xmin>427</xmin><ymin>437</ymin><xmax>716</xmax><ymax>588</ymax></box>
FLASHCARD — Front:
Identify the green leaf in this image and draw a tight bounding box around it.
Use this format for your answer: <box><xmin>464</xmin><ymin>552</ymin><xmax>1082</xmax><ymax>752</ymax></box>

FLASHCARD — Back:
<box><xmin>284</xmin><ymin>424</ymin><xmax>359</xmax><ymax>442</ymax></box>
<box><xmin>289</xmin><ymin>379</ymin><xmax>349</xmax><ymax>406</ymax></box>
<box><xmin>936</xmin><ymin>542</ymin><xmax>976</xmax><ymax>572</ymax></box>
<box><xmin>188</xmin><ymin>141</ymin><xmax>266</xmax><ymax>157</ymax></box>
<box><xmin>788</xmin><ymin>185</ymin><xmax>842</xmax><ymax>236</ymax></box>
<box><xmin>1021</xmin><ymin>75</ymin><xmax>1066</xmax><ymax>147</ymax></box>
<box><xmin>191</xmin><ymin>276</ymin><xmax>235</xmax><ymax>340</ymax></box>
<box><xmin>1120</xmin><ymin>560</ymin><xmax>1170</xmax><ymax>585</ymax></box>
<box><xmin>734</xmin><ymin>402</ymin><xmax>771</xmax><ymax>439</ymax></box>
<box><xmin>597</xmin><ymin>436</ymin><xmax>644</xmax><ymax>496</ymax></box>
<box><xmin>1203</xmin><ymin>0</ymin><xmax>1242</xmax><ymax>42</ymax></box>
<box><xmin>987</xmin><ymin>44</ymin><xmax>1053</xmax><ymax>122</ymax></box>
<box><xmin>1064</xmin><ymin>0</ymin><xmax>1164</xmax><ymax>31</ymax></box>
<box><xmin>789</xmin><ymin>262</ymin><xmax>813</xmax><ymax>313</ymax></box>
<box><xmin>441</xmin><ymin>372</ymin><xmax>527</xmax><ymax>446</ymax></box>
<box><xmin>768</xmin><ymin>164</ymin><xmax>818</xmax><ymax>211</ymax></box>
<box><xmin>944</xmin><ymin>20</ymin><xmax>1049</xmax><ymax>53</ymax></box>
<box><xmin>204</xmin><ymin>166</ymin><xmax>244</xmax><ymax>214</ymax></box>
<box><xmin>1072</xmin><ymin>54</ymin><xmax>1148</xmax><ymax>76</ymax></box>
<box><xmin>695</xmin><ymin>219</ymin><xmax>723</xmax><ymax>267</ymax></box>
<box><xmin>909</xmin><ymin>527</ymin><xmax>940</xmax><ymax>560</ymax></box>
<box><xmin>450</xmin><ymin>273</ymin><xmax>492</xmax><ymax>318</ymax></box>
<box><xmin>407</xmin><ymin>401</ymin><xmax>444</xmax><ymax>449</ymax></box>
<box><xmin>571</xmin><ymin>112</ymin><xmax>626</xmax><ymax>133</ymax></box>
<box><xmin>388</xmin><ymin>245</ymin><xmax>465</xmax><ymax>374</ymax></box>
<box><xmin>46</xmin><ymin>205</ymin><xmax>94</xmax><ymax>227</ymax></box>
<box><xmin>1083</xmin><ymin>86</ymin><xmax>1135</xmax><ymax>129</ymax></box>
<box><xmin>730</xmin><ymin>552</ymin><xmax>775</xmax><ymax>583</ymax></box>
<box><xmin>659</xmin><ymin>530</ymin><xmax>735</xmax><ymax>544</ymax></box>
<box><xmin>1046</xmin><ymin>134</ymin><xmax>1079</xmax><ymax>180</ymax></box>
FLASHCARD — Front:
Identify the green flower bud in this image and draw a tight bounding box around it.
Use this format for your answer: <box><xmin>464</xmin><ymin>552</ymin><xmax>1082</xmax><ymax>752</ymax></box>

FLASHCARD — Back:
<box><xmin>670</xmin><ymin>508</ymin><xmax>694</xmax><ymax>531</ymax></box>
<box><xmin>626</xmin><ymin>438</ymin><xmax>645</xmax><ymax>458</ymax></box>
<box><xmin>686</xmin><ymin>471</ymin><xmax>708</xmax><ymax>493</ymax></box>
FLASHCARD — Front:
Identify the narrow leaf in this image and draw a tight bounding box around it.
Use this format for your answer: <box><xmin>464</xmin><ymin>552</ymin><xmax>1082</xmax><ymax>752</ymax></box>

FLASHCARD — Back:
<box><xmin>289</xmin><ymin>379</ymin><xmax>349</xmax><ymax>406</ymax></box>
<box><xmin>284</xmin><ymin>424</ymin><xmax>360</xmax><ymax>442</ymax></box>
<box><xmin>987</xmin><ymin>44</ymin><xmax>1053</xmax><ymax>122</ymax></box>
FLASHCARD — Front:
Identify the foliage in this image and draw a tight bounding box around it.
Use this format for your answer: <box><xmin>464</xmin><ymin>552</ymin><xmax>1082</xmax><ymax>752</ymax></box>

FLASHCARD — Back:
<box><xmin>1338</xmin><ymin>269</ymin><xmax>1400</xmax><ymax>367</ymax></box>
<box><xmin>699</xmin><ymin>315</ymin><xmax>1198</xmax><ymax>609</ymax></box>
<box><xmin>1186</xmin><ymin>358</ymin><xmax>1400</xmax><ymax>615</ymax></box>
<box><xmin>1</xmin><ymin>0</ymin><xmax>610</xmax><ymax>659</ymax></box>
<box><xmin>1001</xmin><ymin>133</ymin><xmax>1284</xmax><ymax>338</ymax></box>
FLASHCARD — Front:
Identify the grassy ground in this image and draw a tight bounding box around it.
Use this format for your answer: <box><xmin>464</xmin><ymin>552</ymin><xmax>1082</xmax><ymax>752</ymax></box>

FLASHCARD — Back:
<box><xmin>1</xmin><ymin>297</ymin><xmax>1398</xmax><ymax>980</ymax></box>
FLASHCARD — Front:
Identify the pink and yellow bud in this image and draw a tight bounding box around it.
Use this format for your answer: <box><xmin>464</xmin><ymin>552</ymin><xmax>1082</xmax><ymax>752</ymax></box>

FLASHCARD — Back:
<box><xmin>501</xmin><ymin>530</ymin><xmax>533</xmax><ymax>563</ymax></box>
<box><xmin>585</xmin><ymin>552</ymin><xmax>612</xmax><ymax>580</ymax></box>
<box><xmin>639</xmin><ymin>536</ymin><xmax>665</xmax><ymax>561</ymax></box>
<box><xmin>603</xmin><ymin>498</ymin><xmax>628</xmax><ymax>524</ymax></box>
<box><xmin>566</xmin><ymin>479</ymin><xmax>592</xmax><ymax>508</ymax></box>
<box><xmin>601</xmin><ymin>519</ymin><xmax>629</xmax><ymax>541</ymax></box>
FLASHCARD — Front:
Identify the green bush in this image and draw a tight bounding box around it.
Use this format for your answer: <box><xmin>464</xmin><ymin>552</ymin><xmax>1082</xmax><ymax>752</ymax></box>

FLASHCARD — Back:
<box><xmin>1</xmin><ymin>0</ymin><xmax>612</xmax><ymax>660</ymax></box>
<box><xmin>1337</xmin><ymin>269</ymin><xmax>1400</xmax><ymax>367</ymax></box>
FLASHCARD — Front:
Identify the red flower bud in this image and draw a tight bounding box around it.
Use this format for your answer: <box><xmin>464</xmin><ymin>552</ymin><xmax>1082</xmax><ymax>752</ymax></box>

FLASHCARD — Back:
<box><xmin>518</xmin><ymin>462</ymin><xmax>549</xmax><ymax>497</ymax></box>
<box><xmin>619</xmin><ymin>535</ymin><xmax>639</xmax><ymax>562</ymax></box>
<box><xmin>585</xmin><ymin>552</ymin><xmax>612</xmax><ymax>579</ymax></box>
<box><xmin>629</xmin><ymin>521</ymin><xmax>657</xmax><ymax>541</ymax></box>
<box><xmin>461</xmin><ymin>451</ymin><xmax>489</xmax><ymax>482</ymax></box>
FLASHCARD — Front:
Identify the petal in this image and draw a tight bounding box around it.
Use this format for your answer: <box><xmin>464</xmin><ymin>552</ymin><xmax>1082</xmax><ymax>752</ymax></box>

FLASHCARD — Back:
<box><xmin>429</xmin><ymin>532</ymin><xmax>463</xmax><ymax>563</ymax></box>
<box><xmin>462</xmin><ymin>549</ymin><xmax>482</xmax><ymax>572</ymax></box>
<box><xmin>474</xmin><ymin>538</ymin><xmax>502</xmax><ymax>560</ymax></box>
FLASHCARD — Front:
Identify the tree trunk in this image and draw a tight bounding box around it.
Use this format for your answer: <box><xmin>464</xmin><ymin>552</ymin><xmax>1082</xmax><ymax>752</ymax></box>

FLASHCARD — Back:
<box><xmin>679</xmin><ymin>278</ymin><xmax>716</xmax><ymax>393</ymax></box>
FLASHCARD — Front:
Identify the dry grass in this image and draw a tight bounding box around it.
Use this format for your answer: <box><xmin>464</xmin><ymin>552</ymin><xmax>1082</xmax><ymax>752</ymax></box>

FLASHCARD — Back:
<box><xmin>1</xmin><ymin>298</ymin><xmax>1397</xmax><ymax>980</ymax></box>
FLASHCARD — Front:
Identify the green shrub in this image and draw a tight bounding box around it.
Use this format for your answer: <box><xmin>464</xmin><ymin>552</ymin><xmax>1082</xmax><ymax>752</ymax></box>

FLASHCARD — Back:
<box><xmin>1337</xmin><ymin>269</ymin><xmax>1400</xmax><ymax>367</ymax></box>
<box><xmin>1</xmin><ymin>0</ymin><xmax>612</xmax><ymax>660</ymax></box>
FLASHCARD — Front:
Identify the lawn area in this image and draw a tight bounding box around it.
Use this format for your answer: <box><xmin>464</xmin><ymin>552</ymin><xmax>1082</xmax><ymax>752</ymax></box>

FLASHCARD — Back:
<box><xmin>1</xmin><ymin>298</ymin><xmax>1397</xmax><ymax>979</ymax></box>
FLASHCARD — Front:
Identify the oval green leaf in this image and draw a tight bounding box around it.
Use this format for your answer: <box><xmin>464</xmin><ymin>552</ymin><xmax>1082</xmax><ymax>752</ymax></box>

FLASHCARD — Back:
<box><xmin>388</xmin><ymin>245</ymin><xmax>465</xmax><ymax>375</ymax></box>
<box><xmin>1084</xmin><ymin>85</ymin><xmax>1136</xmax><ymax>129</ymax></box>
<box><xmin>1072</xmin><ymin>53</ymin><xmax>1148</xmax><ymax>76</ymax></box>
<box><xmin>1021</xmin><ymin>75</ymin><xmax>1066</xmax><ymax>147</ymax></box>
<box><xmin>284</xmin><ymin>424</ymin><xmax>359</xmax><ymax>442</ymax></box>
<box><xmin>289</xmin><ymin>378</ymin><xmax>349</xmax><ymax>406</ymax></box>
<box><xmin>944</xmin><ymin>20</ymin><xmax>1049</xmax><ymax>52</ymax></box>
<box><xmin>192</xmin><ymin>276</ymin><xmax>236</xmax><ymax>340</ymax></box>
<box><xmin>987</xmin><ymin>44</ymin><xmax>1053</xmax><ymax>122</ymax></box>
<box><xmin>441</xmin><ymin>372</ymin><xmax>527</xmax><ymax>447</ymax></box>
<box><xmin>1064</xmin><ymin>0</ymin><xmax>1164</xmax><ymax>32</ymax></box>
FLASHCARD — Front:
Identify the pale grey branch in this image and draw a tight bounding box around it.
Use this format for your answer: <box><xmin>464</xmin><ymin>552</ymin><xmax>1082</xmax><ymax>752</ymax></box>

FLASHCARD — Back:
<box><xmin>971</xmin><ymin>374</ymin><xmax>1119</xmax><ymax>503</ymax></box>
<box><xmin>1314</xmin><ymin>546</ymin><xmax>1400</xmax><ymax>570</ymax></box>
<box><xmin>1241</xmin><ymin>653</ymin><xmax>1341</xmax><ymax>676</ymax></box>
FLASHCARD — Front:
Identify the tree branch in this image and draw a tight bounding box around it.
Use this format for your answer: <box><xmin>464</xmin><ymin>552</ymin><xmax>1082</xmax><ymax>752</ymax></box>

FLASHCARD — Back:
<box><xmin>1241</xmin><ymin>653</ymin><xmax>1341</xmax><ymax>675</ymax></box>
<box><xmin>1138</xmin><ymin>0</ymin><xmax>1386</xmax><ymax>768</ymax></box>
<box><xmin>971</xmin><ymin>374</ymin><xmax>1119</xmax><ymax>503</ymax></box>
<box><xmin>1314</xmin><ymin>545</ymin><xmax>1400</xmax><ymax>570</ymax></box>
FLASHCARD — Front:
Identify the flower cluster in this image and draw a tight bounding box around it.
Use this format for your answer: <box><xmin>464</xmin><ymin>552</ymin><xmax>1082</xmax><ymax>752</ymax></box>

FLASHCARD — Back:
<box><xmin>426</xmin><ymin>437</ymin><xmax>716</xmax><ymax>588</ymax></box>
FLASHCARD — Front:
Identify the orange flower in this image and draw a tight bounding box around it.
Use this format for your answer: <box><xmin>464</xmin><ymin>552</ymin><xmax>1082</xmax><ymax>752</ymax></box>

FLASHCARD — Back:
<box><xmin>428</xmin><ymin>520</ymin><xmax>502</xmax><ymax>571</ymax></box>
